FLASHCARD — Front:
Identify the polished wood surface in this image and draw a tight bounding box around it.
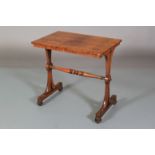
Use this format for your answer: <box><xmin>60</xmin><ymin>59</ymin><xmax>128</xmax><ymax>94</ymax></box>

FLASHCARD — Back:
<box><xmin>32</xmin><ymin>31</ymin><xmax>122</xmax><ymax>123</ymax></box>
<box><xmin>32</xmin><ymin>31</ymin><xmax>121</xmax><ymax>58</ymax></box>
<box><xmin>47</xmin><ymin>65</ymin><xmax>105</xmax><ymax>80</ymax></box>
<box><xmin>95</xmin><ymin>48</ymin><xmax>116</xmax><ymax>123</ymax></box>
<box><xmin>37</xmin><ymin>49</ymin><xmax>63</xmax><ymax>106</ymax></box>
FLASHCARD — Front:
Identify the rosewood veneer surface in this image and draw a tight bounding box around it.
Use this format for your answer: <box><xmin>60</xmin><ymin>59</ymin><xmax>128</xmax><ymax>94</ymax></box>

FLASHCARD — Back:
<box><xmin>32</xmin><ymin>31</ymin><xmax>121</xmax><ymax>58</ymax></box>
<box><xmin>31</xmin><ymin>31</ymin><xmax>122</xmax><ymax>123</ymax></box>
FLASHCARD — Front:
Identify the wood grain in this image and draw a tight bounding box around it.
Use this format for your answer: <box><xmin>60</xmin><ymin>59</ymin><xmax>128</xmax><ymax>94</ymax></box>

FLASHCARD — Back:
<box><xmin>32</xmin><ymin>31</ymin><xmax>122</xmax><ymax>123</ymax></box>
<box><xmin>46</xmin><ymin>65</ymin><xmax>105</xmax><ymax>80</ymax></box>
<box><xmin>32</xmin><ymin>31</ymin><xmax>121</xmax><ymax>58</ymax></box>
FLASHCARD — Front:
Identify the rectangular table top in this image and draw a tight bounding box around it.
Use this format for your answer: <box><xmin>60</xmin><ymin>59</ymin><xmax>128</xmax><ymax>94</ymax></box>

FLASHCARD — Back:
<box><xmin>31</xmin><ymin>31</ymin><xmax>121</xmax><ymax>58</ymax></box>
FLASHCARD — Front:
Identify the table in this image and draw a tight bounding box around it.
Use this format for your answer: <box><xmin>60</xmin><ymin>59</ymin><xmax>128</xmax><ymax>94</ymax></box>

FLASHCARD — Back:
<box><xmin>31</xmin><ymin>31</ymin><xmax>122</xmax><ymax>123</ymax></box>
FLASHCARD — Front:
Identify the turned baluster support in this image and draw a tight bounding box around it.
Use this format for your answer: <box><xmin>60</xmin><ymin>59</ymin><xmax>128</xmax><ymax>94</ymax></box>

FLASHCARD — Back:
<box><xmin>95</xmin><ymin>49</ymin><xmax>117</xmax><ymax>123</ymax></box>
<box><xmin>37</xmin><ymin>49</ymin><xmax>63</xmax><ymax>106</ymax></box>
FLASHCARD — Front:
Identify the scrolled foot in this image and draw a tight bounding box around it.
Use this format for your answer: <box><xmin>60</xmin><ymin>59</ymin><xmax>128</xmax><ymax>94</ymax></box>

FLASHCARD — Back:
<box><xmin>36</xmin><ymin>82</ymin><xmax>63</xmax><ymax>106</ymax></box>
<box><xmin>110</xmin><ymin>95</ymin><xmax>117</xmax><ymax>105</ymax></box>
<box><xmin>95</xmin><ymin>116</ymin><xmax>102</xmax><ymax>123</ymax></box>
<box><xmin>37</xmin><ymin>98</ymin><xmax>43</xmax><ymax>106</ymax></box>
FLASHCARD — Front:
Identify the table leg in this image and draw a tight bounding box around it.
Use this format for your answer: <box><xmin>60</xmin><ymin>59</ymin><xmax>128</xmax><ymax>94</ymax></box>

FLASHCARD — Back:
<box><xmin>95</xmin><ymin>49</ymin><xmax>117</xmax><ymax>123</ymax></box>
<box><xmin>37</xmin><ymin>49</ymin><xmax>63</xmax><ymax>106</ymax></box>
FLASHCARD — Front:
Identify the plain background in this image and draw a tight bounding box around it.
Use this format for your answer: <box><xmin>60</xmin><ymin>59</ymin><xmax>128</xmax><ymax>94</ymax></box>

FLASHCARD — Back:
<box><xmin>0</xmin><ymin>26</ymin><xmax>155</xmax><ymax>128</ymax></box>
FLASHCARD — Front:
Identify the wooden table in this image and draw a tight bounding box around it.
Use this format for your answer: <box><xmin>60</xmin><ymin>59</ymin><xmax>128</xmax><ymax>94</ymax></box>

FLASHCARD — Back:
<box><xmin>31</xmin><ymin>31</ymin><xmax>122</xmax><ymax>123</ymax></box>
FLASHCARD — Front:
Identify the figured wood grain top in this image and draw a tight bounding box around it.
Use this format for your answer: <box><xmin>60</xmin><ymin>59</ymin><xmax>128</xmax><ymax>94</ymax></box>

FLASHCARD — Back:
<box><xmin>31</xmin><ymin>31</ymin><xmax>122</xmax><ymax>58</ymax></box>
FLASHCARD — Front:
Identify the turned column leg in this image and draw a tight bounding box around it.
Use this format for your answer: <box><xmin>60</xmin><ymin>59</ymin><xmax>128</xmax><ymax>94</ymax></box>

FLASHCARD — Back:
<box><xmin>37</xmin><ymin>49</ymin><xmax>63</xmax><ymax>106</ymax></box>
<box><xmin>95</xmin><ymin>49</ymin><xmax>117</xmax><ymax>123</ymax></box>
<box><xmin>45</xmin><ymin>49</ymin><xmax>55</xmax><ymax>92</ymax></box>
